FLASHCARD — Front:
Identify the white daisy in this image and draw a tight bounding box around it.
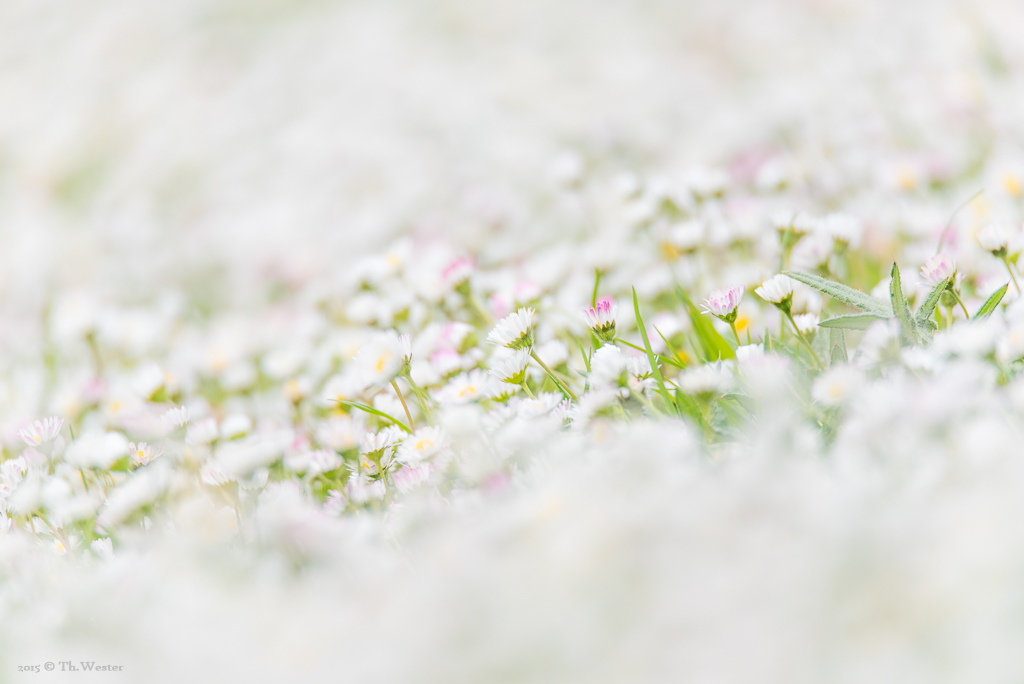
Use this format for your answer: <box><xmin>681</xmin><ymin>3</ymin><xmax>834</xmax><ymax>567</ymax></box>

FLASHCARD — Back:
<box><xmin>487</xmin><ymin>307</ymin><xmax>535</xmax><ymax>350</ymax></box>
<box><xmin>18</xmin><ymin>416</ymin><xmax>64</xmax><ymax>448</ymax></box>
<box><xmin>489</xmin><ymin>349</ymin><xmax>532</xmax><ymax>385</ymax></box>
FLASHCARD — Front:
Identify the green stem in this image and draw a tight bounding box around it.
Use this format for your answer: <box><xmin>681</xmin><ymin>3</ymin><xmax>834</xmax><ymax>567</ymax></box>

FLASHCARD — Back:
<box><xmin>949</xmin><ymin>290</ymin><xmax>971</xmax><ymax>320</ymax></box>
<box><xmin>390</xmin><ymin>380</ymin><xmax>415</xmax><ymax>431</ymax></box>
<box><xmin>530</xmin><ymin>350</ymin><xmax>577</xmax><ymax>401</ymax></box>
<box><xmin>468</xmin><ymin>295</ymin><xmax>493</xmax><ymax>326</ymax></box>
<box><xmin>520</xmin><ymin>382</ymin><xmax>535</xmax><ymax>399</ymax></box>
<box><xmin>1001</xmin><ymin>255</ymin><xmax>1021</xmax><ymax>294</ymax></box>
<box><xmin>784</xmin><ymin>312</ymin><xmax>824</xmax><ymax>369</ymax></box>
<box><xmin>728</xmin><ymin>321</ymin><xmax>741</xmax><ymax>347</ymax></box>
<box><xmin>632</xmin><ymin>389</ymin><xmax>663</xmax><ymax>418</ymax></box>
<box><xmin>402</xmin><ymin>373</ymin><xmax>435</xmax><ymax>423</ymax></box>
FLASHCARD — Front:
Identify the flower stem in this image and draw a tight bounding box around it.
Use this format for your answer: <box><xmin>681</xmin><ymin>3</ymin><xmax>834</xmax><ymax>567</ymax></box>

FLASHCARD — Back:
<box><xmin>1001</xmin><ymin>255</ymin><xmax>1021</xmax><ymax>294</ymax></box>
<box><xmin>728</xmin><ymin>321</ymin><xmax>741</xmax><ymax>346</ymax></box>
<box><xmin>402</xmin><ymin>373</ymin><xmax>434</xmax><ymax>423</ymax></box>
<box><xmin>390</xmin><ymin>379</ymin><xmax>415</xmax><ymax>431</ymax></box>
<box><xmin>949</xmin><ymin>290</ymin><xmax>971</xmax><ymax>320</ymax></box>
<box><xmin>520</xmin><ymin>382</ymin><xmax>535</xmax><ymax>399</ymax></box>
<box><xmin>530</xmin><ymin>350</ymin><xmax>577</xmax><ymax>401</ymax></box>
<box><xmin>784</xmin><ymin>312</ymin><xmax>824</xmax><ymax>369</ymax></box>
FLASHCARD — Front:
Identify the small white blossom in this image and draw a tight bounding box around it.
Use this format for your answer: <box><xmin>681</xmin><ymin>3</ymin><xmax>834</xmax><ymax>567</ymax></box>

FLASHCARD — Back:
<box><xmin>582</xmin><ymin>297</ymin><xmax>617</xmax><ymax>342</ymax></box>
<box><xmin>487</xmin><ymin>307</ymin><xmax>535</xmax><ymax>350</ymax></box>
<box><xmin>18</xmin><ymin>417</ymin><xmax>64</xmax><ymax>448</ymax></box>
<box><xmin>489</xmin><ymin>349</ymin><xmax>532</xmax><ymax>385</ymax></box>
<box><xmin>755</xmin><ymin>274</ymin><xmax>795</xmax><ymax>305</ymax></box>
<box><xmin>701</xmin><ymin>286</ymin><xmax>744</xmax><ymax>319</ymax></box>
<box><xmin>920</xmin><ymin>253</ymin><xmax>956</xmax><ymax>287</ymax></box>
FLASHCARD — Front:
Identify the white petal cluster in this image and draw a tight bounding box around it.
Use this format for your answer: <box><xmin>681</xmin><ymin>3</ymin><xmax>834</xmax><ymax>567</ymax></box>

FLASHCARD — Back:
<box><xmin>755</xmin><ymin>275</ymin><xmax>795</xmax><ymax>304</ymax></box>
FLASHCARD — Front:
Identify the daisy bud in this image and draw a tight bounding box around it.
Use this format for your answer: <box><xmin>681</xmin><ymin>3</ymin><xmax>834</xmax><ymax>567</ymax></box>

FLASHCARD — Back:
<box><xmin>755</xmin><ymin>274</ymin><xmax>795</xmax><ymax>312</ymax></box>
<box><xmin>487</xmin><ymin>307</ymin><xmax>535</xmax><ymax>350</ymax></box>
<box><xmin>920</xmin><ymin>253</ymin><xmax>956</xmax><ymax>288</ymax></box>
<box><xmin>700</xmin><ymin>286</ymin><xmax>744</xmax><ymax>323</ymax></box>
<box><xmin>582</xmin><ymin>296</ymin><xmax>617</xmax><ymax>343</ymax></box>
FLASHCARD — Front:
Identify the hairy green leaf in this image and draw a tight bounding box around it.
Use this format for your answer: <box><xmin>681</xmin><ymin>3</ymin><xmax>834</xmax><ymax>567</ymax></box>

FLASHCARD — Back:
<box><xmin>818</xmin><ymin>313</ymin><xmax>886</xmax><ymax>330</ymax></box>
<box><xmin>889</xmin><ymin>263</ymin><xmax>919</xmax><ymax>346</ymax></box>
<box><xmin>914</xmin><ymin>277</ymin><xmax>950</xmax><ymax>332</ymax></box>
<box><xmin>783</xmin><ymin>271</ymin><xmax>893</xmax><ymax>318</ymax></box>
<box><xmin>829</xmin><ymin>328</ymin><xmax>848</xmax><ymax>364</ymax></box>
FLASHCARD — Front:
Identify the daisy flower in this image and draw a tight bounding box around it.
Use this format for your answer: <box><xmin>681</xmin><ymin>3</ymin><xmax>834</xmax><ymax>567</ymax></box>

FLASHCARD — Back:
<box><xmin>396</xmin><ymin>426</ymin><xmax>446</xmax><ymax>465</ymax></box>
<box><xmin>920</xmin><ymin>253</ymin><xmax>956</xmax><ymax>288</ymax></box>
<box><xmin>353</xmin><ymin>331</ymin><xmax>412</xmax><ymax>385</ymax></box>
<box><xmin>754</xmin><ymin>274</ymin><xmax>795</xmax><ymax>307</ymax></box>
<box><xmin>489</xmin><ymin>349</ymin><xmax>532</xmax><ymax>385</ymax></box>
<box><xmin>441</xmin><ymin>257</ymin><xmax>475</xmax><ymax>290</ymax></box>
<box><xmin>434</xmin><ymin>370</ymin><xmax>501</xmax><ymax>405</ymax></box>
<box><xmin>129</xmin><ymin>442</ymin><xmax>160</xmax><ymax>466</ymax></box>
<box><xmin>977</xmin><ymin>224</ymin><xmax>1010</xmax><ymax>256</ymax></box>
<box><xmin>487</xmin><ymin>307</ymin><xmax>535</xmax><ymax>350</ymax></box>
<box><xmin>18</xmin><ymin>416</ymin><xmax>64</xmax><ymax>448</ymax></box>
<box><xmin>582</xmin><ymin>297</ymin><xmax>617</xmax><ymax>343</ymax></box>
<box><xmin>701</xmin><ymin>286</ymin><xmax>744</xmax><ymax>320</ymax></box>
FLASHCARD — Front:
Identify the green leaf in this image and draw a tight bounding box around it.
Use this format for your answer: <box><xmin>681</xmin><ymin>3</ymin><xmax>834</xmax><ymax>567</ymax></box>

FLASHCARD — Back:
<box><xmin>615</xmin><ymin>337</ymin><xmax>684</xmax><ymax>369</ymax></box>
<box><xmin>829</xmin><ymin>328</ymin><xmax>848</xmax><ymax>364</ymax></box>
<box><xmin>914</xmin><ymin>277</ymin><xmax>951</xmax><ymax>333</ymax></box>
<box><xmin>818</xmin><ymin>313</ymin><xmax>886</xmax><ymax>329</ymax></box>
<box><xmin>977</xmin><ymin>283</ymin><xmax>1009</xmax><ymax>318</ymax></box>
<box><xmin>783</xmin><ymin>271</ymin><xmax>893</xmax><ymax>318</ymax></box>
<box><xmin>674</xmin><ymin>390</ymin><xmax>703</xmax><ymax>425</ymax></box>
<box><xmin>633</xmin><ymin>287</ymin><xmax>679</xmax><ymax>416</ymax></box>
<box><xmin>673</xmin><ymin>285</ymin><xmax>735</xmax><ymax>361</ymax></box>
<box><xmin>574</xmin><ymin>336</ymin><xmax>591</xmax><ymax>373</ymax></box>
<box><xmin>653</xmin><ymin>325</ymin><xmax>689</xmax><ymax>368</ymax></box>
<box><xmin>335</xmin><ymin>400</ymin><xmax>412</xmax><ymax>433</ymax></box>
<box><xmin>889</xmin><ymin>262</ymin><xmax>919</xmax><ymax>346</ymax></box>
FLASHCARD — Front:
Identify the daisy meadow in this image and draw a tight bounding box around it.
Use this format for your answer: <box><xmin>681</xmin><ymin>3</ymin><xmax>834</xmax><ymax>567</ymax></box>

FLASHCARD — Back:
<box><xmin>2</xmin><ymin>3</ymin><xmax>1024</xmax><ymax>682</ymax></box>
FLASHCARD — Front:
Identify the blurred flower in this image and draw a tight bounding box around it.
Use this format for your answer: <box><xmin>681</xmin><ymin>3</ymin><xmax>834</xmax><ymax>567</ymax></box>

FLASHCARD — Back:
<box><xmin>18</xmin><ymin>417</ymin><xmax>64</xmax><ymax>448</ymax></box>
<box><xmin>920</xmin><ymin>253</ymin><xmax>956</xmax><ymax>287</ymax></box>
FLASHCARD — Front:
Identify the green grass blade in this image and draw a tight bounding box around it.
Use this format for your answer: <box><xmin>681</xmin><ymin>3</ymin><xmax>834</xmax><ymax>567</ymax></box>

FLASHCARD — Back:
<box><xmin>783</xmin><ymin>270</ymin><xmax>893</xmax><ymax>318</ymax></box>
<box><xmin>674</xmin><ymin>285</ymin><xmax>735</xmax><ymax>361</ymax></box>
<box><xmin>574</xmin><ymin>336</ymin><xmax>591</xmax><ymax>372</ymax></box>
<box><xmin>654</xmin><ymin>325</ymin><xmax>689</xmax><ymax>368</ymax></box>
<box><xmin>615</xmin><ymin>338</ymin><xmax>684</xmax><ymax>369</ymax></box>
<box><xmin>633</xmin><ymin>287</ymin><xmax>679</xmax><ymax>416</ymax></box>
<box><xmin>335</xmin><ymin>400</ymin><xmax>412</xmax><ymax>433</ymax></box>
<box><xmin>977</xmin><ymin>283</ymin><xmax>1008</xmax><ymax>318</ymax></box>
